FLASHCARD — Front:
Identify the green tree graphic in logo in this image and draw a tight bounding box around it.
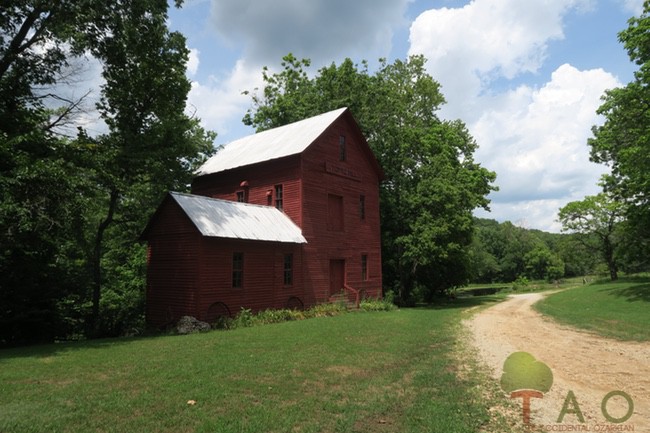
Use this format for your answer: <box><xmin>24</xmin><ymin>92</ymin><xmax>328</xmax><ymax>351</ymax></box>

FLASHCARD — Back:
<box><xmin>501</xmin><ymin>352</ymin><xmax>554</xmax><ymax>425</ymax></box>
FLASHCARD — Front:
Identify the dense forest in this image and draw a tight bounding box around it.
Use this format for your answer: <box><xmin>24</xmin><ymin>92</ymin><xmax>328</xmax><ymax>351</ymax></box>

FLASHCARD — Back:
<box><xmin>470</xmin><ymin>218</ymin><xmax>606</xmax><ymax>284</ymax></box>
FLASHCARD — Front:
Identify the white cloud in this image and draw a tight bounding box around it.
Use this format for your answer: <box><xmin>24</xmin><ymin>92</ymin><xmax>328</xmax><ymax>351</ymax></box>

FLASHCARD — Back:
<box><xmin>618</xmin><ymin>0</ymin><xmax>644</xmax><ymax>15</ymax></box>
<box><xmin>407</xmin><ymin>0</ymin><xmax>624</xmax><ymax>231</ymax></box>
<box><xmin>408</xmin><ymin>0</ymin><xmax>592</xmax><ymax>119</ymax></box>
<box><xmin>475</xmin><ymin>198</ymin><xmax>569</xmax><ymax>231</ymax></box>
<box><xmin>41</xmin><ymin>52</ymin><xmax>108</xmax><ymax>137</ymax></box>
<box><xmin>471</xmin><ymin>64</ymin><xmax>621</xmax><ymax>231</ymax></box>
<box><xmin>187</xmin><ymin>48</ymin><xmax>200</xmax><ymax>76</ymax></box>
<box><xmin>187</xmin><ymin>58</ymin><xmax>262</xmax><ymax>141</ymax></box>
<box><xmin>191</xmin><ymin>0</ymin><xmax>411</xmax><ymax>144</ymax></box>
<box><xmin>209</xmin><ymin>0</ymin><xmax>409</xmax><ymax>66</ymax></box>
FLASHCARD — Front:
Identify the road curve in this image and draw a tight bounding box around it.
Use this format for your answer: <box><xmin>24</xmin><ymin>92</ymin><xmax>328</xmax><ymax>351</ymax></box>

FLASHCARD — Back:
<box><xmin>466</xmin><ymin>292</ymin><xmax>649</xmax><ymax>430</ymax></box>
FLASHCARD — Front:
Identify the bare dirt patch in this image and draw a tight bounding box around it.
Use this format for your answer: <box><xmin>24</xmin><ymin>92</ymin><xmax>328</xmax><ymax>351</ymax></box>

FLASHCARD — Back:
<box><xmin>466</xmin><ymin>293</ymin><xmax>650</xmax><ymax>431</ymax></box>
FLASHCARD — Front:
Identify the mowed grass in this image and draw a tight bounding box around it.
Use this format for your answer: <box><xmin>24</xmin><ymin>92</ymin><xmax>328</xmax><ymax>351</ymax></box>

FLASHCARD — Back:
<box><xmin>534</xmin><ymin>276</ymin><xmax>650</xmax><ymax>341</ymax></box>
<box><xmin>0</xmin><ymin>301</ymin><xmax>513</xmax><ymax>433</ymax></box>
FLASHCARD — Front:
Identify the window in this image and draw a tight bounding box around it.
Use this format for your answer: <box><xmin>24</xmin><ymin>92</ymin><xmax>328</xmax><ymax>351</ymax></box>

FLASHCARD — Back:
<box><xmin>361</xmin><ymin>255</ymin><xmax>368</xmax><ymax>281</ymax></box>
<box><xmin>359</xmin><ymin>195</ymin><xmax>365</xmax><ymax>220</ymax></box>
<box><xmin>327</xmin><ymin>194</ymin><xmax>344</xmax><ymax>231</ymax></box>
<box><xmin>283</xmin><ymin>253</ymin><xmax>293</xmax><ymax>286</ymax></box>
<box><xmin>232</xmin><ymin>252</ymin><xmax>243</xmax><ymax>288</ymax></box>
<box><xmin>339</xmin><ymin>135</ymin><xmax>346</xmax><ymax>161</ymax></box>
<box><xmin>236</xmin><ymin>191</ymin><xmax>246</xmax><ymax>203</ymax></box>
<box><xmin>275</xmin><ymin>184</ymin><xmax>283</xmax><ymax>211</ymax></box>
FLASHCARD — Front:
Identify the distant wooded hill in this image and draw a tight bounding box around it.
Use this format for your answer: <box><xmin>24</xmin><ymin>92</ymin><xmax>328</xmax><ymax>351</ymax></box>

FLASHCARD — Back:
<box><xmin>468</xmin><ymin>218</ymin><xmax>600</xmax><ymax>284</ymax></box>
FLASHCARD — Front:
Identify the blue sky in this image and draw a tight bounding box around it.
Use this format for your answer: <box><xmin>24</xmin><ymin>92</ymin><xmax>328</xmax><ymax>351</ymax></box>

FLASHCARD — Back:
<box><xmin>166</xmin><ymin>0</ymin><xmax>643</xmax><ymax>232</ymax></box>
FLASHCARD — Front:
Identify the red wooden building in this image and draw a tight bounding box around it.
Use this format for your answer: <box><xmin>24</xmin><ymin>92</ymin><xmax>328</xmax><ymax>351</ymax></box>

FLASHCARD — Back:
<box><xmin>142</xmin><ymin>107</ymin><xmax>383</xmax><ymax>326</ymax></box>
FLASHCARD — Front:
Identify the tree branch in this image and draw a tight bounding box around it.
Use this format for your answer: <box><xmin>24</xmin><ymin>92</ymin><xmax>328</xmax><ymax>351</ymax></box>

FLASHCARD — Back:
<box><xmin>0</xmin><ymin>6</ymin><xmax>47</xmax><ymax>80</ymax></box>
<box><xmin>43</xmin><ymin>90</ymin><xmax>93</xmax><ymax>133</ymax></box>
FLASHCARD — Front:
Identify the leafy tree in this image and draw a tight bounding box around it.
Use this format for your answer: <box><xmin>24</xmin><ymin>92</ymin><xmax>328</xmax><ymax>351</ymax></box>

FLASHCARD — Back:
<box><xmin>589</xmin><ymin>2</ymin><xmax>650</xmax><ymax>259</ymax></box>
<box><xmin>81</xmin><ymin>0</ymin><xmax>215</xmax><ymax>335</ymax></box>
<box><xmin>557</xmin><ymin>235</ymin><xmax>600</xmax><ymax>277</ymax></box>
<box><xmin>523</xmin><ymin>245</ymin><xmax>565</xmax><ymax>282</ymax></box>
<box><xmin>0</xmin><ymin>0</ymin><xmax>214</xmax><ymax>343</ymax></box>
<box><xmin>468</xmin><ymin>235</ymin><xmax>501</xmax><ymax>284</ymax></box>
<box><xmin>468</xmin><ymin>219</ymin><xmax>508</xmax><ymax>283</ymax></box>
<box><xmin>244</xmin><ymin>55</ymin><xmax>497</xmax><ymax>301</ymax></box>
<box><xmin>496</xmin><ymin>222</ymin><xmax>542</xmax><ymax>282</ymax></box>
<box><xmin>0</xmin><ymin>1</ymin><xmax>111</xmax><ymax>344</ymax></box>
<box><xmin>469</xmin><ymin>218</ymin><xmax>586</xmax><ymax>283</ymax></box>
<box><xmin>558</xmin><ymin>193</ymin><xmax>625</xmax><ymax>280</ymax></box>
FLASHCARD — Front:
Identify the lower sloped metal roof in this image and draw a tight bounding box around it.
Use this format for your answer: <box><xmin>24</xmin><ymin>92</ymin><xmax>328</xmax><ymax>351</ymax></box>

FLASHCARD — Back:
<box><xmin>170</xmin><ymin>192</ymin><xmax>307</xmax><ymax>244</ymax></box>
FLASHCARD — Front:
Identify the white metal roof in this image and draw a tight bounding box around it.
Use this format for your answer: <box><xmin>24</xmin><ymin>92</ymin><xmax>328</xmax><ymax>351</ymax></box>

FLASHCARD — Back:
<box><xmin>196</xmin><ymin>107</ymin><xmax>348</xmax><ymax>176</ymax></box>
<box><xmin>170</xmin><ymin>192</ymin><xmax>307</xmax><ymax>244</ymax></box>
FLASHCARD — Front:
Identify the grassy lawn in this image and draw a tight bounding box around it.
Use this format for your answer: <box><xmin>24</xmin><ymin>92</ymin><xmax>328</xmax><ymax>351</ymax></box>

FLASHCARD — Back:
<box><xmin>534</xmin><ymin>276</ymin><xmax>650</xmax><ymax>341</ymax></box>
<box><xmin>0</xmin><ymin>299</ymin><xmax>515</xmax><ymax>433</ymax></box>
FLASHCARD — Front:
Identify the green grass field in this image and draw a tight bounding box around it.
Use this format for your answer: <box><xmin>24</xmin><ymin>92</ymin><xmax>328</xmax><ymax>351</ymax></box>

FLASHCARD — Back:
<box><xmin>534</xmin><ymin>277</ymin><xmax>650</xmax><ymax>341</ymax></box>
<box><xmin>0</xmin><ymin>300</ymin><xmax>515</xmax><ymax>433</ymax></box>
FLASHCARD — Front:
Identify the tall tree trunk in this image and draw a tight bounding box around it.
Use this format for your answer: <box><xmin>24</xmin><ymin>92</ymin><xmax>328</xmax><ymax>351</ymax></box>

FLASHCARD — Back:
<box><xmin>89</xmin><ymin>188</ymin><xmax>119</xmax><ymax>336</ymax></box>
<box><xmin>398</xmin><ymin>257</ymin><xmax>417</xmax><ymax>305</ymax></box>
<box><xmin>603</xmin><ymin>236</ymin><xmax>618</xmax><ymax>281</ymax></box>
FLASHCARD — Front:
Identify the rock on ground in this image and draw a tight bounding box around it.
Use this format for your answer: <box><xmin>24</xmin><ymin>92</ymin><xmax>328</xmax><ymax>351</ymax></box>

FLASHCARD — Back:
<box><xmin>176</xmin><ymin>316</ymin><xmax>211</xmax><ymax>334</ymax></box>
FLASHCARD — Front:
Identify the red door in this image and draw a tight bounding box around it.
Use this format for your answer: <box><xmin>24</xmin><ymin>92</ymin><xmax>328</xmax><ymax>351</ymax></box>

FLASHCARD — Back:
<box><xmin>329</xmin><ymin>260</ymin><xmax>345</xmax><ymax>296</ymax></box>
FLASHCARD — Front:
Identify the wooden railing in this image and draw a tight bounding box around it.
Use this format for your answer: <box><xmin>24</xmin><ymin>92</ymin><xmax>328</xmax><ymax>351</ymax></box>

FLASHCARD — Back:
<box><xmin>328</xmin><ymin>285</ymin><xmax>362</xmax><ymax>309</ymax></box>
<box><xmin>342</xmin><ymin>284</ymin><xmax>360</xmax><ymax>309</ymax></box>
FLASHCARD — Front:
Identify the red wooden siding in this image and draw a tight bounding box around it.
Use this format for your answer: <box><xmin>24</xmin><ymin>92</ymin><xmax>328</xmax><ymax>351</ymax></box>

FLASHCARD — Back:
<box><xmin>197</xmin><ymin>239</ymin><xmax>304</xmax><ymax>321</ymax></box>
<box><xmin>327</xmin><ymin>194</ymin><xmax>344</xmax><ymax>231</ymax></box>
<box><xmin>192</xmin><ymin>155</ymin><xmax>303</xmax><ymax>228</ymax></box>
<box><xmin>300</xmin><ymin>114</ymin><xmax>383</xmax><ymax>303</ymax></box>
<box><xmin>145</xmin><ymin>199</ymin><xmax>201</xmax><ymax>326</ymax></box>
<box><xmin>144</xmin><ymin>198</ymin><xmax>305</xmax><ymax>327</ymax></box>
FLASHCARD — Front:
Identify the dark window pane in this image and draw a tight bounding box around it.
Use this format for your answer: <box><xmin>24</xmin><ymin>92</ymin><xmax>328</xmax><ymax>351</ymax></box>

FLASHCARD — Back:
<box><xmin>284</xmin><ymin>253</ymin><xmax>293</xmax><ymax>285</ymax></box>
<box><xmin>232</xmin><ymin>252</ymin><xmax>243</xmax><ymax>288</ymax></box>
<box><xmin>275</xmin><ymin>185</ymin><xmax>283</xmax><ymax>211</ymax></box>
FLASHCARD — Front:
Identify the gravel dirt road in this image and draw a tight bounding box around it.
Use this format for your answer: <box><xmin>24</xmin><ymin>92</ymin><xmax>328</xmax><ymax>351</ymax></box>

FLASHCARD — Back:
<box><xmin>466</xmin><ymin>292</ymin><xmax>649</xmax><ymax>431</ymax></box>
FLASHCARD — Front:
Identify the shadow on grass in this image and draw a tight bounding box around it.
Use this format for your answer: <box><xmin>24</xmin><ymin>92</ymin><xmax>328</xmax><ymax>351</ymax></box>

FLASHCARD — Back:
<box><xmin>1</xmin><ymin>296</ymin><xmax>508</xmax><ymax>359</ymax></box>
<box><xmin>603</xmin><ymin>282</ymin><xmax>650</xmax><ymax>303</ymax></box>
<box><xmin>0</xmin><ymin>330</ymin><xmax>173</xmax><ymax>360</ymax></box>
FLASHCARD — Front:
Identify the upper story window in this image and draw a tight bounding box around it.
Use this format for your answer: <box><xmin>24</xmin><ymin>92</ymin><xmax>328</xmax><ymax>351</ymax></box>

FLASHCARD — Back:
<box><xmin>359</xmin><ymin>195</ymin><xmax>366</xmax><ymax>220</ymax></box>
<box><xmin>275</xmin><ymin>184</ymin><xmax>283</xmax><ymax>211</ymax></box>
<box><xmin>236</xmin><ymin>191</ymin><xmax>246</xmax><ymax>203</ymax></box>
<box><xmin>339</xmin><ymin>135</ymin><xmax>346</xmax><ymax>161</ymax></box>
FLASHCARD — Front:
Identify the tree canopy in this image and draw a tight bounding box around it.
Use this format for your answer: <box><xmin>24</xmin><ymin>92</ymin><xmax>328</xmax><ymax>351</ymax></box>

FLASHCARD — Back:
<box><xmin>244</xmin><ymin>55</ymin><xmax>497</xmax><ymax>302</ymax></box>
<box><xmin>558</xmin><ymin>193</ymin><xmax>625</xmax><ymax>280</ymax></box>
<box><xmin>589</xmin><ymin>1</ymin><xmax>650</xmax><ymax>259</ymax></box>
<box><xmin>0</xmin><ymin>0</ymin><xmax>214</xmax><ymax>345</ymax></box>
<box><xmin>468</xmin><ymin>219</ymin><xmax>579</xmax><ymax>284</ymax></box>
